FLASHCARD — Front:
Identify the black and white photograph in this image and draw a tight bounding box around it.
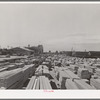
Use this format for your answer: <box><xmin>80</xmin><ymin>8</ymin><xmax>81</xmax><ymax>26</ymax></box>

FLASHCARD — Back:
<box><xmin>0</xmin><ymin>2</ymin><xmax>100</xmax><ymax>91</ymax></box>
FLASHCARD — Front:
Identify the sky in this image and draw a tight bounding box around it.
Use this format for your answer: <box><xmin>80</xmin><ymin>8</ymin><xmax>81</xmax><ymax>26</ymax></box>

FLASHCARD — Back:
<box><xmin>0</xmin><ymin>3</ymin><xmax>100</xmax><ymax>52</ymax></box>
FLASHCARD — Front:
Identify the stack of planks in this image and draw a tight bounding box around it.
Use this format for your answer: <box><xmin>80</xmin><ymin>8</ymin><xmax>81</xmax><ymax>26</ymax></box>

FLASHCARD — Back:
<box><xmin>26</xmin><ymin>76</ymin><xmax>52</xmax><ymax>89</ymax></box>
<box><xmin>74</xmin><ymin>79</ymin><xmax>95</xmax><ymax>89</ymax></box>
<box><xmin>0</xmin><ymin>62</ymin><xmax>10</xmax><ymax>68</ymax></box>
<box><xmin>90</xmin><ymin>78</ymin><xmax>100</xmax><ymax>89</ymax></box>
<box><xmin>35</xmin><ymin>65</ymin><xmax>49</xmax><ymax>76</ymax></box>
<box><xmin>95</xmin><ymin>68</ymin><xmax>100</xmax><ymax>78</ymax></box>
<box><xmin>13</xmin><ymin>63</ymin><xmax>25</xmax><ymax>68</ymax></box>
<box><xmin>0</xmin><ymin>68</ymin><xmax>23</xmax><ymax>89</ymax></box>
<box><xmin>65</xmin><ymin>79</ymin><xmax>78</xmax><ymax>89</ymax></box>
<box><xmin>22</xmin><ymin>64</ymin><xmax>35</xmax><ymax>83</ymax></box>
<box><xmin>85</xmin><ymin>66</ymin><xmax>96</xmax><ymax>73</ymax></box>
<box><xmin>65</xmin><ymin>70</ymin><xmax>80</xmax><ymax>79</ymax></box>
<box><xmin>49</xmin><ymin>71</ymin><xmax>61</xmax><ymax>89</ymax></box>
<box><xmin>58</xmin><ymin>69</ymin><xmax>95</xmax><ymax>89</ymax></box>
<box><xmin>77</xmin><ymin>68</ymin><xmax>90</xmax><ymax>79</ymax></box>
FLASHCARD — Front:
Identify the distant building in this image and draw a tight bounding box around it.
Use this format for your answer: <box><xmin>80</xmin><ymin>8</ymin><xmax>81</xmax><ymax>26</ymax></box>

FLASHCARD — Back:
<box><xmin>9</xmin><ymin>47</ymin><xmax>34</xmax><ymax>56</ymax></box>
<box><xmin>27</xmin><ymin>45</ymin><xmax>43</xmax><ymax>54</ymax></box>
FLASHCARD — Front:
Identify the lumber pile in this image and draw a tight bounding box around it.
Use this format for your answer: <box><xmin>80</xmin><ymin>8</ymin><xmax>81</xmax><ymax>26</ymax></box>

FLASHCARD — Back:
<box><xmin>65</xmin><ymin>70</ymin><xmax>80</xmax><ymax>79</ymax></box>
<box><xmin>90</xmin><ymin>78</ymin><xmax>100</xmax><ymax>89</ymax></box>
<box><xmin>85</xmin><ymin>66</ymin><xmax>96</xmax><ymax>73</ymax></box>
<box><xmin>0</xmin><ymin>67</ymin><xmax>8</xmax><ymax>72</ymax></box>
<box><xmin>49</xmin><ymin>71</ymin><xmax>61</xmax><ymax>89</ymax></box>
<box><xmin>95</xmin><ymin>68</ymin><xmax>100</xmax><ymax>77</ymax></box>
<box><xmin>0</xmin><ymin>68</ymin><xmax>23</xmax><ymax>89</ymax></box>
<box><xmin>26</xmin><ymin>76</ymin><xmax>36</xmax><ymax>89</ymax></box>
<box><xmin>35</xmin><ymin>65</ymin><xmax>49</xmax><ymax>76</ymax></box>
<box><xmin>74</xmin><ymin>79</ymin><xmax>95</xmax><ymax>89</ymax></box>
<box><xmin>77</xmin><ymin>68</ymin><xmax>91</xmax><ymax>79</ymax></box>
<box><xmin>65</xmin><ymin>79</ymin><xmax>78</xmax><ymax>89</ymax></box>
<box><xmin>22</xmin><ymin>65</ymin><xmax>32</xmax><ymax>83</ymax></box>
<box><xmin>0</xmin><ymin>62</ymin><xmax>10</xmax><ymax>67</ymax></box>
<box><xmin>26</xmin><ymin>76</ymin><xmax>52</xmax><ymax>89</ymax></box>
<box><xmin>13</xmin><ymin>63</ymin><xmax>25</xmax><ymax>68</ymax></box>
<box><xmin>6</xmin><ymin>64</ymin><xmax>18</xmax><ymax>70</ymax></box>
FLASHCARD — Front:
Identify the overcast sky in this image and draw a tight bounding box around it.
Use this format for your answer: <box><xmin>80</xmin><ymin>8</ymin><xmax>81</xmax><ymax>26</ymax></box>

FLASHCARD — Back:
<box><xmin>0</xmin><ymin>3</ymin><xmax>100</xmax><ymax>52</ymax></box>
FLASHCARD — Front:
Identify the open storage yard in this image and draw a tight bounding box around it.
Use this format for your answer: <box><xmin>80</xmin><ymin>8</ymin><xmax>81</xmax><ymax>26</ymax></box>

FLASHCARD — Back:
<box><xmin>0</xmin><ymin>54</ymin><xmax>100</xmax><ymax>90</ymax></box>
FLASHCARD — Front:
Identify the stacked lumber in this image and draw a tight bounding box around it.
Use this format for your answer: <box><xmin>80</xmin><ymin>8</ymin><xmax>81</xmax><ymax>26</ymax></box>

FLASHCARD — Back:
<box><xmin>14</xmin><ymin>63</ymin><xmax>25</xmax><ymax>68</ymax></box>
<box><xmin>74</xmin><ymin>79</ymin><xmax>95</xmax><ymax>89</ymax></box>
<box><xmin>94</xmin><ymin>64</ymin><xmax>100</xmax><ymax>68</ymax></box>
<box><xmin>26</xmin><ymin>64</ymin><xmax>35</xmax><ymax>77</ymax></box>
<box><xmin>68</xmin><ymin>65</ymin><xmax>77</xmax><ymax>72</ymax></box>
<box><xmin>22</xmin><ymin>65</ymin><xmax>32</xmax><ymax>82</ymax></box>
<box><xmin>26</xmin><ymin>76</ymin><xmax>52</xmax><ymax>89</ymax></box>
<box><xmin>65</xmin><ymin>79</ymin><xmax>78</xmax><ymax>89</ymax></box>
<box><xmin>0</xmin><ymin>62</ymin><xmax>10</xmax><ymax>67</ymax></box>
<box><xmin>26</xmin><ymin>76</ymin><xmax>36</xmax><ymax>89</ymax></box>
<box><xmin>95</xmin><ymin>68</ymin><xmax>100</xmax><ymax>77</ymax></box>
<box><xmin>49</xmin><ymin>71</ymin><xmax>61</xmax><ymax>89</ymax></box>
<box><xmin>90</xmin><ymin>78</ymin><xmax>100</xmax><ymax>89</ymax></box>
<box><xmin>59</xmin><ymin>70</ymin><xmax>70</xmax><ymax>83</ymax></box>
<box><xmin>65</xmin><ymin>70</ymin><xmax>80</xmax><ymax>79</ymax></box>
<box><xmin>0</xmin><ymin>67</ymin><xmax>8</xmax><ymax>72</ymax></box>
<box><xmin>6</xmin><ymin>64</ymin><xmax>18</xmax><ymax>70</ymax></box>
<box><xmin>85</xmin><ymin>66</ymin><xmax>96</xmax><ymax>73</ymax></box>
<box><xmin>0</xmin><ymin>68</ymin><xmax>23</xmax><ymax>89</ymax></box>
<box><xmin>39</xmin><ymin>76</ymin><xmax>52</xmax><ymax>89</ymax></box>
<box><xmin>77</xmin><ymin>68</ymin><xmax>90</xmax><ymax>79</ymax></box>
<box><xmin>35</xmin><ymin>65</ymin><xmax>49</xmax><ymax>76</ymax></box>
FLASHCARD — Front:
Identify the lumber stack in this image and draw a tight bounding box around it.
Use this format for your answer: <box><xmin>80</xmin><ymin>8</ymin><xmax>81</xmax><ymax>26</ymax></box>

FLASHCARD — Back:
<box><xmin>6</xmin><ymin>64</ymin><xmax>18</xmax><ymax>70</ymax></box>
<box><xmin>77</xmin><ymin>68</ymin><xmax>90</xmax><ymax>79</ymax></box>
<box><xmin>90</xmin><ymin>78</ymin><xmax>100</xmax><ymax>89</ymax></box>
<box><xmin>35</xmin><ymin>65</ymin><xmax>49</xmax><ymax>76</ymax></box>
<box><xmin>26</xmin><ymin>76</ymin><xmax>36</xmax><ymax>89</ymax></box>
<box><xmin>0</xmin><ymin>67</ymin><xmax>8</xmax><ymax>72</ymax></box>
<box><xmin>0</xmin><ymin>62</ymin><xmax>10</xmax><ymax>67</ymax></box>
<box><xmin>49</xmin><ymin>71</ymin><xmax>61</xmax><ymax>89</ymax></box>
<box><xmin>95</xmin><ymin>68</ymin><xmax>100</xmax><ymax>78</ymax></box>
<box><xmin>85</xmin><ymin>66</ymin><xmax>96</xmax><ymax>73</ymax></box>
<box><xmin>65</xmin><ymin>79</ymin><xmax>78</xmax><ymax>89</ymax></box>
<box><xmin>39</xmin><ymin>76</ymin><xmax>52</xmax><ymax>89</ymax></box>
<box><xmin>0</xmin><ymin>68</ymin><xmax>23</xmax><ymax>89</ymax></box>
<box><xmin>26</xmin><ymin>76</ymin><xmax>52</xmax><ymax>89</ymax></box>
<box><xmin>58</xmin><ymin>70</ymin><xmax>70</xmax><ymax>83</ymax></box>
<box><xmin>26</xmin><ymin>64</ymin><xmax>35</xmax><ymax>77</ymax></box>
<box><xmin>22</xmin><ymin>65</ymin><xmax>32</xmax><ymax>83</ymax></box>
<box><xmin>74</xmin><ymin>79</ymin><xmax>95</xmax><ymax>89</ymax></box>
<box><xmin>14</xmin><ymin>63</ymin><xmax>25</xmax><ymax>68</ymax></box>
<box><xmin>65</xmin><ymin>70</ymin><xmax>80</xmax><ymax>79</ymax></box>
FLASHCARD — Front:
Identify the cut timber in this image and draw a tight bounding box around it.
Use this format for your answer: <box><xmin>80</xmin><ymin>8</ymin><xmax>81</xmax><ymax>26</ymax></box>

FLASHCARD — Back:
<box><xmin>6</xmin><ymin>64</ymin><xmax>18</xmax><ymax>70</ymax></box>
<box><xmin>65</xmin><ymin>70</ymin><xmax>80</xmax><ymax>79</ymax></box>
<box><xmin>26</xmin><ymin>76</ymin><xmax>36</xmax><ymax>89</ymax></box>
<box><xmin>59</xmin><ymin>70</ymin><xmax>70</xmax><ymax>83</ymax></box>
<box><xmin>45</xmin><ymin>77</ymin><xmax>52</xmax><ymax>89</ymax></box>
<box><xmin>35</xmin><ymin>77</ymin><xmax>40</xmax><ymax>89</ymax></box>
<box><xmin>33</xmin><ymin>79</ymin><xmax>37</xmax><ymax>89</ymax></box>
<box><xmin>42</xmin><ymin>76</ymin><xmax>48</xmax><ymax>89</ymax></box>
<box><xmin>49</xmin><ymin>71</ymin><xmax>61</xmax><ymax>89</ymax></box>
<box><xmin>0</xmin><ymin>68</ymin><xmax>23</xmax><ymax>89</ymax></box>
<box><xmin>90</xmin><ymin>78</ymin><xmax>100</xmax><ymax>89</ymax></box>
<box><xmin>39</xmin><ymin>76</ymin><xmax>43</xmax><ymax>89</ymax></box>
<box><xmin>65</xmin><ymin>79</ymin><xmax>79</xmax><ymax>89</ymax></box>
<box><xmin>22</xmin><ymin>65</ymin><xmax>32</xmax><ymax>82</ymax></box>
<box><xmin>74</xmin><ymin>79</ymin><xmax>95</xmax><ymax>89</ymax></box>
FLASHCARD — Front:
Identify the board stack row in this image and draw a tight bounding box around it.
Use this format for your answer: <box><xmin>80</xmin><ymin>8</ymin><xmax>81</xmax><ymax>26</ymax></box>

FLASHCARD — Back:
<box><xmin>26</xmin><ymin>76</ymin><xmax>52</xmax><ymax>89</ymax></box>
<box><xmin>0</xmin><ymin>64</ymin><xmax>35</xmax><ymax>89</ymax></box>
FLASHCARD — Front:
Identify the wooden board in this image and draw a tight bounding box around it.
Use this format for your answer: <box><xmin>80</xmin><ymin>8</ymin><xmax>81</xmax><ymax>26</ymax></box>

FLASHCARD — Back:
<box><xmin>26</xmin><ymin>76</ymin><xmax>36</xmax><ymax>89</ymax></box>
